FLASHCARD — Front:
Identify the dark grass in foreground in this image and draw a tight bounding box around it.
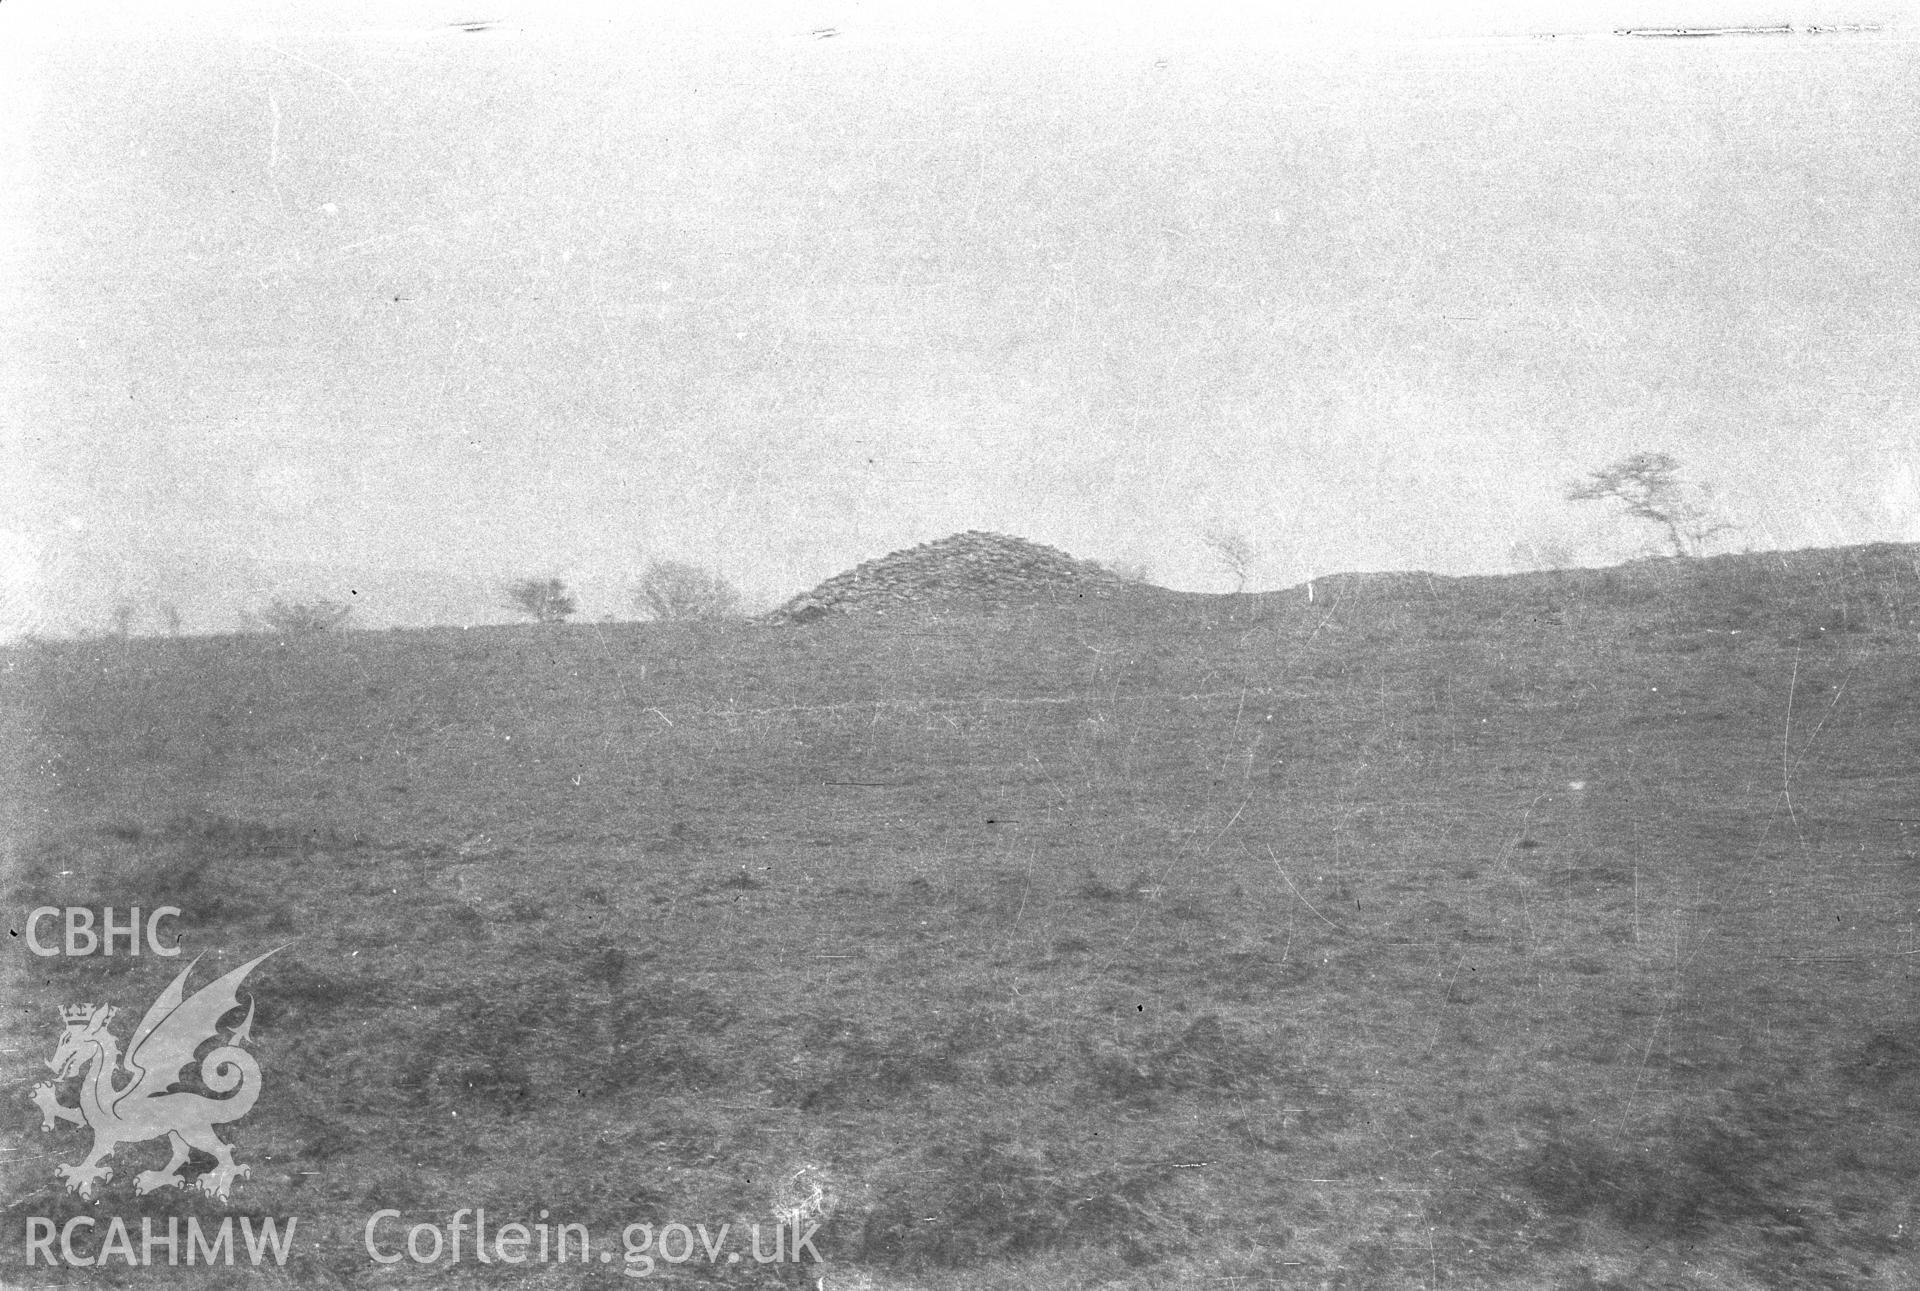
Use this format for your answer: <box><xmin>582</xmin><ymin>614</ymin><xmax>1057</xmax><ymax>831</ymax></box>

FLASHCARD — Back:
<box><xmin>4</xmin><ymin>545</ymin><xmax>1920</xmax><ymax>1288</ymax></box>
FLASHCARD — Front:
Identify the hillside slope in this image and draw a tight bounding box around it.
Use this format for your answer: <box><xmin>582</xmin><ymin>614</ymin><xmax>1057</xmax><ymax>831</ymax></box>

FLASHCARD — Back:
<box><xmin>4</xmin><ymin>543</ymin><xmax>1918</xmax><ymax>1288</ymax></box>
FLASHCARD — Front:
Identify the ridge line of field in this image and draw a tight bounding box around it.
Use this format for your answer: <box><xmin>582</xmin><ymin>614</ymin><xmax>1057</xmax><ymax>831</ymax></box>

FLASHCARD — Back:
<box><xmin>676</xmin><ymin>687</ymin><xmax>1314</xmax><ymax>718</ymax></box>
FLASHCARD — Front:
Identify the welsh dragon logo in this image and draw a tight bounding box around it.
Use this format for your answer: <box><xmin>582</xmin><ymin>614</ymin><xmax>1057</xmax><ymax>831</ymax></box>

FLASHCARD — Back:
<box><xmin>31</xmin><ymin>948</ymin><xmax>283</xmax><ymax>1203</ymax></box>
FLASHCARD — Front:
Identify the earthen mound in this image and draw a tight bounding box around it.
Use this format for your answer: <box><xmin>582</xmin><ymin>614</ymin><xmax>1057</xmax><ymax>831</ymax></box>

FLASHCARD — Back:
<box><xmin>767</xmin><ymin>531</ymin><xmax>1128</xmax><ymax>624</ymax></box>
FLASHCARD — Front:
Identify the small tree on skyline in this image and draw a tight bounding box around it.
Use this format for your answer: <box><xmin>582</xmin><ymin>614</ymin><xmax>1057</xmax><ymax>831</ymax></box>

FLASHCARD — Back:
<box><xmin>257</xmin><ymin>598</ymin><xmax>352</xmax><ymax>634</ymax></box>
<box><xmin>1202</xmin><ymin>529</ymin><xmax>1255</xmax><ymax>593</ymax></box>
<box><xmin>633</xmin><ymin>560</ymin><xmax>742</xmax><ymax>621</ymax></box>
<box><xmin>505</xmin><ymin>578</ymin><xmax>576</xmax><ymax>624</ymax></box>
<box><xmin>1567</xmin><ymin>451</ymin><xmax>1733</xmax><ymax>558</ymax></box>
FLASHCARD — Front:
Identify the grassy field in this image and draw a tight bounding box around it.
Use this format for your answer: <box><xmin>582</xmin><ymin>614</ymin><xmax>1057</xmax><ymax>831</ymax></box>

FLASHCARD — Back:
<box><xmin>5</xmin><ymin>545</ymin><xmax>1920</xmax><ymax>1289</ymax></box>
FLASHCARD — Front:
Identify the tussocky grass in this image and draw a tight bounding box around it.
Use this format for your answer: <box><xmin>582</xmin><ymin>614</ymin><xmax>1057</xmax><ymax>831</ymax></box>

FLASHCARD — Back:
<box><xmin>3</xmin><ymin>543</ymin><xmax>1919</xmax><ymax>1287</ymax></box>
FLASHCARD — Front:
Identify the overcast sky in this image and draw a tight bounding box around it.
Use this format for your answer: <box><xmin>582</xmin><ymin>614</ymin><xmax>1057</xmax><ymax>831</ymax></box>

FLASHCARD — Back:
<box><xmin>3</xmin><ymin>0</ymin><xmax>1917</xmax><ymax>636</ymax></box>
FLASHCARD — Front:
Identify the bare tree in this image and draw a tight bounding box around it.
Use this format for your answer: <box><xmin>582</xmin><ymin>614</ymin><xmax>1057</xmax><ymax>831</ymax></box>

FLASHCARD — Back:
<box><xmin>1567</xmin><ymin>451</ymin><xmax>1733</xmax><ymax>557</ymax></box>
<box><xmin>160</xmin><ymin>602</ymin><xmax>183</xmax><ymax>636</ymax></box>
<box><xmin>505</xmin><ymin>578</ymin><xmax>576</xmax><ymax>624</ymax></box>
<box><xmin>1202</xmin><ymin>529</ymin><xmax>1255</xmax><ymax>592</ymax></box>
<box><xmin>257</xmin><ymin>598</ymin><xmax>352</xmax><ymax>634</ymax></box>
<box><xmin>633</xmin><ymin>559</ymin><xmax>742</xmax><ymax>621</ymax></box>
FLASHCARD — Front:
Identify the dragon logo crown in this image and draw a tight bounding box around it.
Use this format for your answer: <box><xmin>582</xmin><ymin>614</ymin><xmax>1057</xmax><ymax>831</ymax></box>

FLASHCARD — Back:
<box><xmin>59</xmin><ymin>1004</ymin><xmax>104</xmax><ymax>1028</ymax></box>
